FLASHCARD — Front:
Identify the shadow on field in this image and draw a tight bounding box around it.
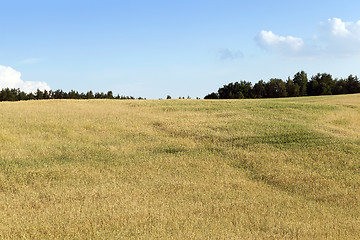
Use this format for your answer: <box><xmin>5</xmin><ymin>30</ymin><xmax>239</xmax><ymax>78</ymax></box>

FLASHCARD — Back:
<box><xmin>230</xmin><ymin>131</ymin><xmax>334</xmax><ymax>149</ymax></box>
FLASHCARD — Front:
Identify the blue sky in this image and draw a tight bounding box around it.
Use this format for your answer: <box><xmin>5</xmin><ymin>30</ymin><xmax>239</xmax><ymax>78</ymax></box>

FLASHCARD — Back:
<box><xmin>1</xmin><ymin>0</ymin><xmax>360</xmax><ymax>98</ymax></box>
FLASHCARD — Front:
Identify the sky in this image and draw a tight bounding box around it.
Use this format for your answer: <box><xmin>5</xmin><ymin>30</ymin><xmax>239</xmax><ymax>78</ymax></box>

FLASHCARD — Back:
<box><xmin>1</xmin><ymin>0</ymin><xmax>360</xmax><ymax>99</ymax></box>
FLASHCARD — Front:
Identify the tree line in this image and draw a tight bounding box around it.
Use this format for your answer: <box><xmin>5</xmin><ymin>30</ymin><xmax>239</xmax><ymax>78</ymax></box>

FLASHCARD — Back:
<box><xmin>204</xmin><ymin>71</ymin><xmax>360</xmax><ymax>99</ymax></box>
<box><xmin>0</xmin><ymin>88</ymin><xmax>143</xmax><ymax>102</ymax></box>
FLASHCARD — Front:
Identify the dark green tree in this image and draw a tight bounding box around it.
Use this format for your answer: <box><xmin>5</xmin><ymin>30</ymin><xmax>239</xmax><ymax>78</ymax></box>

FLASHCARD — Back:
<box><xmin>107</xmin><ymin>91</ymin><xmax>113</xmax><ymax>99</ymax></box>
<box><xmin>35</xmin><ymin>89</ymin><xmax>43</xmax><ymax>100</ymax></box>
<box><xmin>217</xmin><ymin>81</ymin><xmax>252</xmax><ymax>99</ymax></box>
<box><xmin>265</xmin><ymin>78</ymin><xmax>287</xmax><ymax>98</ymax></box>
<box><xmin>204</xmin><ymin>92</ymin><xmax>219</xmax><ymax>99</ymax></box>
<box><xmin>346</xmin><ymin>75</ymin><xmax>360</xmax><ymax>93</ymax></box>
<box><xmin>333</xmin><ymin>78</ymin><xmax>348</xmax><ymax>95</ymax></box>
<box><xmin>253</xmin><ymin>80</ymin><xmax>266</xmax><ymax>98</ymax></box>
<box><xmin>286</xmin><ymin>78</ymin><xmax>300</xmax><ymax>97</ymax></box>
<box><xmin>43</xmin><ymin>90</ymin><xmax>50</xmax><ymax>99</ymax></box>
<box><xmin>86</xmin><ymin>90</ymin><xmax>94</xmax><ymax>99</ymax></box>
<box><xmin>293</xmin><ymin>71</ymin><xmax>308</xmax><ymax>96</ymax></box>
<box><xmin>307</xmin><ymin>73</ymin><xmax>334</xmax><ymax>95</ymax></box>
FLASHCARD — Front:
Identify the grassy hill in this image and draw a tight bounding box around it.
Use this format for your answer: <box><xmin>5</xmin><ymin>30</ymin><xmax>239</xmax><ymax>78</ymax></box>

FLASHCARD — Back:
<box><xmin>0</xmin><ymin>94</ymin><xmax>359</xmax><ymax>239</ymax></box>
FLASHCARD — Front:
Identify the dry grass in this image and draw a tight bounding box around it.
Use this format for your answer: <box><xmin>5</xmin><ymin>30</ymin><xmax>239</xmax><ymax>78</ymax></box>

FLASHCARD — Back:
<box><xmin>0</xmin><ymin>94</ymin><xmax>360</xmax><ymax>239</ymax></box>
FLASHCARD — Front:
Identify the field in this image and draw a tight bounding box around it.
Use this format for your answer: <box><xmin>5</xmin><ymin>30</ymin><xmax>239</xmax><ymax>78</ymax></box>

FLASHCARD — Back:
<box><xmin>0</xmin><ymin>94</ymin><xmax>360</xmax><ymax>239</ymax></box>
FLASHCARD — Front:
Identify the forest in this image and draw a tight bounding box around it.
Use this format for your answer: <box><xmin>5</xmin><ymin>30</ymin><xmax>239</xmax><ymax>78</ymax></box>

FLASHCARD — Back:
<box><xmin>205</xmin><ymin>71</ymin><xmax>360</xmax><ymax>99</ymax></box>
<box><xmin>1</xmin><ymin>71</ymin><xmax>360</xmax><ymax>101</ymax></box>
<box><xmin>0</xmin><ymin>88</ymin><xmax>141</xmax><ymax>101</ymax></box>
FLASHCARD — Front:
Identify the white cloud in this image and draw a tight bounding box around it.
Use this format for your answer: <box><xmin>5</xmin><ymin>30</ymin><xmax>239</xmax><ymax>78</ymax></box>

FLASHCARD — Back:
<box><xmin>255</xmin><ymin>30</ymin><xmax>304</xmax><ymax>54</ymax></box>
<box><xmin>328</xmin><ymin>18</ymin><xmax>350</xmax><ymax>37</ymax></box>
<box><xmin>256</xmin><ymin>18</ymin><xmax>360</xmax><ymax>58</ymax></box>
<box><xmin>0</xmin><ymin>65</ymin><xmax>51</xmax><ymax>93</ymax></box>
<box><xmin>318</xmin><ymin>18</ymin><xmax>360</xmax><ymax>56</ymax></box>
<box><xmin>325</xmin><ymin>18</ymin><xmax>360</xmax><ymax>39</ymax></box>
<box><xmin>323</xmin><ymin>18</ymin><xmax>360</xmax><ymax>39</ymax></box>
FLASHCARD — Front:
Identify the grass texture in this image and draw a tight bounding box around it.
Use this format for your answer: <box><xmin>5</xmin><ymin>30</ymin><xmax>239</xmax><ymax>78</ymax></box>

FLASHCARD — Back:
<box><xmin>0</xmin><ymin>94</ymin><xmax>360</xmax><ymax>239</ymax></box>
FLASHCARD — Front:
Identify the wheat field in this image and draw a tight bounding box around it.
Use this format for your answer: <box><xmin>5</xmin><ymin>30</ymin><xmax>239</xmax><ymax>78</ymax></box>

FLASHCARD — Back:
<box><xmin>0</xmin><ymin>94</ymin><xmax>359</xmax><ymax>239</ymax></box>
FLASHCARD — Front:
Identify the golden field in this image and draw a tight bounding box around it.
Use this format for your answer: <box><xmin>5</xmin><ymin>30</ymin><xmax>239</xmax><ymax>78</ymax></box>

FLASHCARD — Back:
<box><xmin>0</xmin><ymin>94</ymin><xmax>359</xmax><ymax>239</ymax></box>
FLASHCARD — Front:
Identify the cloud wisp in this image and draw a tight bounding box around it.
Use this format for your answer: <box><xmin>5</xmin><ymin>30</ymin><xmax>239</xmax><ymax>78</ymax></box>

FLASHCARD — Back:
<box><xmin>255</xmin><ymin>18</ymin><xmax>360</xmax><ymax>58</ymax></box>
<box><xmin>218</xmin><ymin>48</ymin><xmax>244</xmax><ymax>60</ymax></box>
<box><xmin>0</xmin><ymin>65</ymin><xmax>50</xmax><ymax>93</ymax></box>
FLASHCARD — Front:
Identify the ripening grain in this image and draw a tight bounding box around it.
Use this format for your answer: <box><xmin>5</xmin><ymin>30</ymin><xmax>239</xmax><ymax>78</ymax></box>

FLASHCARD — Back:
<box><xmin>0</xmin><ymin>94</ymin><xmax>360</xmax><ymax>239</ymax></box>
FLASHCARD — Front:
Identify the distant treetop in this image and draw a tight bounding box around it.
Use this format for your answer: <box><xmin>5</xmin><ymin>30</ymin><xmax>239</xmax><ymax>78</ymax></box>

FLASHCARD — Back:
<box><xmin>204</xmin><ymin>71</ymin><xmax>360</xmax><ymax>99</ymax></box>
<box><xmin>0</xmin><ymin>88</ymin><xmax>143</xmax><ymax>102</ymax></box>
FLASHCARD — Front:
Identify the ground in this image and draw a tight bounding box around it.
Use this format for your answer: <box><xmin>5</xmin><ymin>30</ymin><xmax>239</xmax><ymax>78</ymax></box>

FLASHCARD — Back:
<box><xmin>0</xmin><ymin>94</ymin><xmax>359</xmax><ymax>239</ymax></box>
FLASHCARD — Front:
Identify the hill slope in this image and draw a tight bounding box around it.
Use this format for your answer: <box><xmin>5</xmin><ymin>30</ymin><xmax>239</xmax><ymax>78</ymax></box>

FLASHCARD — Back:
<box><xmin>0</xmin><ymin>94</ymin><xmax>359</xmax><ymax>239</ymax></box>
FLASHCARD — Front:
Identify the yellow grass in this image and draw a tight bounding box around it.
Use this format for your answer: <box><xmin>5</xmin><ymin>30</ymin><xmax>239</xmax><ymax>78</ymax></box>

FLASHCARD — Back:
<box><xmin>0</xmin><ymin>94</ymin><xmax>360</xmax><ymax>239</ymax></box>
